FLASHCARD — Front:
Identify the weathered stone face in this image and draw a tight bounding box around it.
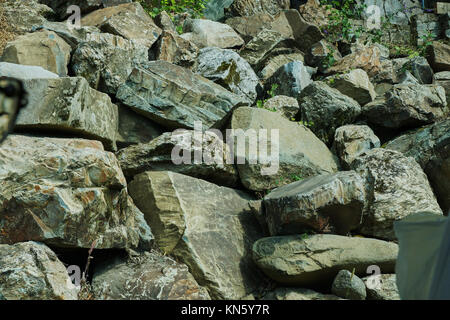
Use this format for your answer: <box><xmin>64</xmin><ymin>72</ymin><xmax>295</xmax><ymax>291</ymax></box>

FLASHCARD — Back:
<box><xmin>239</xmin><ymin>29</ymin><xmax>287</xmax><ymax>67</ymax></box>
<box><xmin>225</xmin><ymin>13</ymin><xmax>275</xmax><ymax>43</ymax></box>
<box><xmin>331</xmin><ymin>269</ymin><xmax>367</xmax><ymax>300</ymax></box>
<box><xmin>16</xmin><ymin>77</ymin><xmax>119</xmax><ymax>150</ymax></box>
<box><xmin>434</xmin><ymin>71</ymin><xmax>450</xmax><ymax>104</ymax></box>
<box><xmin>92</xmin><ymin>250</ymin><xmax>210</xmax><ymax>300</ymax></box>
<box><xmin>230</xmin><ymin>107</ymin><xmax>339</xmax><ymax>192</ymax></box>
<box><xmin>427</xmin><ymin>41</ymin><xmax>450</xmax><ymax>72</ymax></box>
<box><xmin>81</xmin><ymin>2</ymin><xmax>161</xmax><ymax>48</ymax></box>
<box><xmin>151</xmin><ymin>30</ymin><xmax>199</xmax><ymax>68</ymax></box>
<box><xmin>350</xmin><ymin>148</ymin><xmax>443</xmax><ymax>240</ymax></box>
<box><xmin>230</xmin><ymin>0</ymin><xmax>290</xmax><ymax>17</ymax></box>
<box><xmin>1</xmin><ymin>30</ymin><xmax>71</xmax><ymax>76</ymax></box>
<box><xmin>362</xmin><ymin>274</ymin><xmax>400</xmax><ymax>300</ymax></box>
<box><xmin>326</xmin><ymin>46</ymin><xmax>382</xmax><ymax>78</ymax></box>
<box><xmin>0</xmin><ymin>0</ymin><xmax>54</xmax><ymax>34</ymax></box>
<box><xmin>116</xmin><ymin>60</ymin><xmax>249</xmax><ymax>130</ymax></box>
<box><xmin>0</xmin><ymin>135</ymin><xmax>153</xmax><ymax>249</ymax></box>
<box><xmin>0</xmin><ymin>62</ymin><xmax>58</xmax><ymax>79</ymax></box>
<box><xmin>263</xmin><ymin>171</ymin><xmax>366</xmax><ymax>236</ymax></box>
<box><xmin>306</xmin><ymin>40</ymin><xmax>342</xmax><ymax>72</ymax></box>
<box><xmin>263</xmin><ymin>95</ymin><xmax>299</xmax><ymax>120</ymax></box>
<box><xmin>116</xmin><ymin>130</ymin><xmax>239</xmax><ymax>187</ymax></box>
<box><xmin>264</xmin><ymin>61</ymin><xmax>312</xmax><ymax>99</ymax></box>
<box><xmin>128</xmin><ymin>171</ymin><xmax>264</xmax><ymax>300</ymax></box>
<box><xmin>0</xmin><ymin>241</ymin><xmax>79</xmax><ymax>300</ymax></box>
<box><xmin>252</xmin><ymin>234</ymin><xmax>398</xmax><ymax>287</ymax></box>
<box><xmin>257</xmin><ymin>49</ymin><xmax>305</xmax><ymax>82</ymax></box>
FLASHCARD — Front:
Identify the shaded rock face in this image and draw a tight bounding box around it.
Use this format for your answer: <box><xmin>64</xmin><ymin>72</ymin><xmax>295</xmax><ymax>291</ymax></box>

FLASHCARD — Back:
<box><xmin>0</xmin><ymin>135</ymin><xmax>153</xmax><ymax>250</ymax></box>
<box><xmin>230</xmin><ymin>0</ymin><xmax>290</xmax><ymax>17</ymax></box>
<box><xmin>225</xmin><ymin>13</ymin><xmax>275</xmax><ymax>43</ymax></box>
<box><xmin>116</xmin><ymin>130</ymin><xmax>239</xmax><ymax>187</ymax></box>
<box><xmin>350</xmin><ymin>148</ymin><xmax>443</xmax><ymax>240</ymax></box>
<box><xmin>150</xmin><ymin>30</ymin><xmax>199</xmax><ymax>68</ymax></box>
<box><xmin>263</xmin><ymin>95</ymin><xmax>299</xmax><ymax>119</ymax></box>
<box><xmin>0</xmin><ymin>241</ymin><xmax>78</xmax><ymax>300</ymax></box>
<box><xmin>306</xmin><ymin>40</ymin><xmax>342</xmax><ymax>72</ymax></box>
<box><xmin>80</xmin><ymin>2</ymin><xmax>161</xmax><ymax>48</ymax></box>
<box><xmin>385</xmin><ymin>120</ymin><xmax>450</xmax><ymax>214</ymax></box>
<box><xmin>16</xmin><ymin>77</ymin><xmax>119</xmax><ymax>150</ymax></box>
<box><xmin>39</xmin><ymin>0</ymin><xmax>103</xmax><ymax>19</ymax></box>
<box><xmin>230</xmin><ymin>107</ymin><xmax>339</xmax><ymax>192</ymax></box>
<box><xmin>333</xmin><ymin>125</ymin><xmax>381</xmax><ymax>169</ymax></box>
<box><xmin>71</xmin><ymin>32</ymin><xmax>148</xmax><ymax>95</ymax></box>
<box><xmin>92</xmin><ymin>250</ymin><xmax>210</xmax><ymax>300</ymax></box>
<box><xmin>182</xmin><ymin>18</ymin><xmax>244</xmax><ymax>49</ymax></box>
<box><xmin>408</xmin><ymin>56</ymin><xmax>434</xmax><ymax>85</ymax></box>
<box><xmin>264</xmin><ymin>61</ymin><xmax>312</xmax><ymax>99</ymax></box>
<box><xmin>0</xmin><ymin>62</ymin><xmax>58</xmax><ymax>79</ymax></box>
<box><xmin>1</xmin><ymin>30</ymin><xmax>71</xmax><ymax>77</ymax></box>
<box><xmin>297</xmin><ymin>82</ymin><xmax>362</xmax><ymax>146</ymax></box>
<box><xmin>252</xmin><ymin>234</ymin><xmax>398</xmax><ymax>287</ymax></box>
<box><xmin>362</xmin><ymin>274</ymin><xmax>400</xmax><ymax>300</ymax></box>
<box><xmin>1</xmin><ymin>0</ymin><xmax>54</xmax><ymax>34</ymax></box>
<box><xmin>116</xmin><ymin>61</ymin><xmax>249</xmax><ymax>130</ymax></box>
<box><xmin>194</xmin><ymin>47</ymin><xmax>260</xmax><ymax>102</ymax></box>
<box><xmin>427</xmin><ymin>41</ymin><xmax>450</xmax><ymax>72</ymax></box>
<box><xmin>331</xmin><ymin>269</ymin><xmax>366</xmax><ymax>300</ymax></box>
<box><xmin>263</xmin><ymin>171</ymin><xmax>366</xmax><ymax>236</ymax></box>
<box><xmin>434</xmin><ymin>71</ymin><xmax>450</xmax><ymax>104</ymax></box>
<box><xmin>326</xmin><ymin>69</ymin><xmax>376</xmax><ymax>106</ymax></box>
<box><xmin>263</xmin><ymin>287</ymin><xmax>343</xmax><ymax>300</ymax></box>
<box><xmin>128</xmin><ymin>171</ymin><xmax>264</xmax><ymax>300</ymax></box>
<box><xmin>239</xmin><ymin>29</ymin><xmax>287</xmax><ymax>67</ymax></box>
<box><xmin>257</xmin><ymin>50</ymin><xmax>305</xmax><ymax>81</ymax></box>
<box><xmin>362</xmin><ymin>84</ymin><xmax>447</xmax><ymax>130</ymax></box>
<box><xmin>39</xmin><ymin>21</ymin><xmax>101</xmax><ymax>50</ymax></box>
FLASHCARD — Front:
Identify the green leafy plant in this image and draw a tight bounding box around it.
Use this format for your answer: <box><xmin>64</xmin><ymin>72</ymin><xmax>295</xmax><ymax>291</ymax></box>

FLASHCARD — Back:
<box><xmin>139</xmin><ymin>0</ymin><xmax>209</xmax><ymax>19</ymax></box>
<box><xmin>256</xmin><ymin>84</ymin><xmax>279</xmax><ymax>112</ymax></box>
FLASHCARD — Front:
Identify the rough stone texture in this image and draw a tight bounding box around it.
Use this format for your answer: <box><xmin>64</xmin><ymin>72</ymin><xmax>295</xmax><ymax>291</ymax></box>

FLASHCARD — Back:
<box><xmin>230</xmin><ymin>0</ymin><xmax>290</xmax><ymax>17</ymax></box>
<box><xmin>331</xmin><ymin>269</ymin><xmax>367</xmax><ymax>300</ymax></box>
<box><xmin>81</xmin><ymin>2</ymin><xmax>161</xmax><ymax>48</ymax></box>
<box><xmin>306</xmin><ymin>40</ymin><xmax>342</xmax><ymax>72</ymax></box>
<box><xmin>40</xmin><ymin>21</ymin><xmax>101</xmax><ymax>50</ymax></box>
<box><xmin>434</xmin><ymin>71</ymin><xmax>450</xmax><ymax>106</ymax></box>
<box><xmin>297</xmin><ymin>82</ymin><xmax>362</xmax><ymax>146</ymax></box>
<box><xmin>257</xmin><ymin>50</ymin><xmax>305</xmax><ymax>81</ymax></box>
<box><xmin>128</xmin><ymin>171</ymin><xmax>264</xmax><ymax>300</ymax></box>
<box><xmin>298</xmin><ymin>0</ymin><xmax>331</xmax><ymax>28</ymax></box>
<box><xmin>372</xmin><ymin>58</ymin><xmax>396</xmax><ymax>84</ymax></box>
<box><xmin>204</xmin><ymin>0</ymin><xmax>235</xmax><ymax>21</ymax></box>
<box><xmin>239</xmin><ymin>29</ymin><xmax>287</xmax><ymax>67</ymax></box>
<box><xmin>182</xmin><ymin>18</ymin><xmax>244</xmax><ymax>49</ymax></box>
<box><xmin>116</xmin><ymin>60</ymin><xmax>249</xmax><ymax>130</ymax></box>
<box><xmin>350</xmin><ymin>148</ymin><xmax>443</xmax><ymax>240</ymax></box>
<box><xmin>194</xmin><ymin>47</ymin><xmax>260</xmax><ymax>102</ymax></box>
<box><xmin>16</xmin><ymin>77</ymin><xmax>119</xmax><ymax>150</ymax></box>
<box><xmin>326</xmin><ymin>69</ymin><xmax>376</xmax><ymax>106</ymax></box>
<box><xmin>427</xmin><ymin>41</ymin><xmax>450</xmax><ymax>72</ymax></box>
<box><xmin>263</xmin><ymin>287</ymin><xmax>343</xmax><ymax>300</ymax></box>
<box><xmin>0</xmin><ymin>241</ymin><xmax>78</xmax><ymax>300</ymax></box>
<box><xmin>150</xmin><ymin>30</ymin><xmax>198</xmax><ymax>68</ymax></box>
<box><xmin>154</xmin><ymin>11</ymin><xmax>176</xmax><ymax>32</ymax></box>
<box><xmin>71</xmin><ymin>32</ymin><xmax>148</xmax><ymax>95</ymax></box>
<box><xmin>92</xmin><ymin>250</ymin><xmax>210</xmax><ymax>300</ymax></box>
<box><xmin>359</xmin><ymin>0</ymin><xmax>422</xmax><ymax>26</ymax></box>
<box><xmin>385</xmin><ymin>120</ymin><xmax>450</xmax><ymax>214</ymax></box>
<box><xmin>411</xmin><ymin>14</ymin><xmax>442</xmax><ymax>46</ymax></box>
<box><xmin>264</xmin><ymin>61</ymin><xmax>312</xmax><ymax>99</ymax></box>
<box><xmin>361</xmin><ymin>84</ymin><xmax>447</xmax><ymax>130</ymax></box>
<box><xmin>116</xmin><ymin>104</ymin><xmax>165</xmax><ymax>147</ymax></box>
<box><xmin>0</xmin><ymin>135</ymin><xmax>153</xmax><ymax>249</ymax></box>
<box><xmin>39</xmin><ymin>0</ymin><xmax>103</xmax><ymax>19</ymax></box>
<box><xmin>225</xmin><ymin>13</ymin><xmax>275</xmax><ymax>43</ymax></box>
<box><xmin>333</xmin><ymin>125</ymin><xmax>380</xmax><ymax>169</ymax></box>
<box><xmin>326</xmin><ymin>46</ymin><xmax>382</xmax><ymax>78</ymax></box>
<box><xmin>263</xmin><ymin>95</ymin><xmax>299</xmax><ymax>119</ymax></box>
<box><xmin>398</xmin><ymin>70</ymin><xmax>420</xmax><ymax>85</ymax></box>
<box><xmin>252</xmin><ymin>234</ymin><xmax>398</xmax><ymax>286</ymax></box>
<box><xmin>362</xmin><ymin>274</ymin><xmax>400</xmax><ymax>300</ymax></box>
<box><xmin>1</xmin><ymin>30</ymin><xmax>71</xmax><ymax>76</ymax></box>
<box><xmin>263</xmin><ymin>171</ymin><xmax>366</xmax><ymax>236</ymax></box>
<box><xmin>116</xmin><ymin>130</ymin><xmax>239</xmax><ymax>187</ymax></box>
<box><xmin>0</xmin><ymin>62</ymin><xmax>58</xmax><ymax>79</ymax></box>
<box><xmin>231</xmin><ymin>107</ymin><xmax>339</xmax><ymax>192</ymax></box>
<box><xmin>409</xmin><ymin>56</ymin><xmax>434</xmax><ymax>85</ymax></box>
<box><xmin>0</xmin><ymin>0</ymin><xmax>54</xmax><ymax>34</ymax></box>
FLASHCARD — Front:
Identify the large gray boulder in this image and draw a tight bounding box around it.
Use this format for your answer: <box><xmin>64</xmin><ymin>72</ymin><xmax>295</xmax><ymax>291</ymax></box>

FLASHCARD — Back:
<box><xmin>71</xmin><ymin>32</ymin><xmax>148</xmax><ymax>95</ymax></box>
<box><xmin>0</xmin><ymin>241</ymin><xmax>78</xmax><ymax>300</ymax></box>
<box><xmin>225</xmin><ymin>13</ymin><xmax>275</xmax><ymax>43</ymax></box>
<box><xmin>362</xmin><ymin>84</ymin><xmax>447</xmax><ymax>130</ymax></box>
<box><xmin>385</xmin><ymin>120</ymin><xmax>450</xmax><ymax>214</ymax></box>
<box><xmin>116</xmin><ymin>130</ymin><xmax>239</xmax><ymax>187</ymax></box>
<box><xmin>128</xmin><ymin>171</ymin><xmax>264</xmax><ymax>300</ymax></box>
<box><xmin>427</xmin><ymin>41</ymin><xmax>450</xmax><ymax>72</ymax></box>
<box><xmin>92</xmin><ymin>250</ymin><xmax>210</xmax><ymax>300</ymax></box>
<box><xmin>194</xmin><ymin>47</ymin><xmax>260</xmax><ymax>102</ymax></box>
<box><xmin>263</xmin><ymin>95</ymin><xmax>299</xmax><ymax>120</ymax></box>
<box><xmin>331</xmin><ymin>269</ymin><xmax>367</xmax><ymax>300</ymax></box>
<box><xmin>39</xmin><ymin>21</ymin><xmax>101</xmax><ymax>50</ymax></box>
<box><xmin>150</xmin><ymin>30</ymin><xmax>199</xmax><ymax>68</ymax></box>
<box><xmin>239</xmin><ymin>29</ymin><xmax>287</xmax><ymax>67</ymax></box>
<box><xmin>16</xmin><ymin>77</ymin><xmax>119</xmax><ymax>150</ymax></box>
<box><xmin>0</xmin><ymin>135</ymin><xmax>153</xmax><ymax>250</ymax></box>
<box><xmin>257</xmin><ymin>49</ymin><xmax>305</xmax><ymax>82</ymax></box>
<box><xmin>264</xmin><ymin>61</ymin><xmax>312</xmax><ymax>99</ymax></box>
<box><xmin>263</xmin><ymin>171</ymin><xmax>366</xmax><ymax>236</ymax></box>
<box><xmin>252</xmin><ymin>234</ymin><xmax>398</xmax><ymax>286</ymax></box>
<box><xmin>0</xmin><ymin>62</ymin><xmax>58</xmax><ymax>79</ymax></box>
<box><xmin>350</xmin><ymin>148</ymin><xmax>443</xmax><ymax>240</ymax></box>
<box><xmin>116</xmin><ymin>60</ymin><xmax>249</xmax><ymax>130</ymax></box>
<box><xmin>297</xmin><ymin>82</ymin><xmax>362</xmax><ymax>146</ymax></box>
<box><xmin>230</xmin><ymin>107</ymin><xmax>339</xmax><ymax>192</ymax></box>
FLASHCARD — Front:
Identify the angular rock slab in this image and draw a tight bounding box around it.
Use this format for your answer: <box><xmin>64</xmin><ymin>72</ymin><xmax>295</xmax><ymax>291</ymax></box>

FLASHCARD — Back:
<box><xmin>128</xmin><ymin>171</ymin><xmax>264</xmax><ymax>300</ymax></box>
<box><xmin>116</xmin><ymin>130</ymin><xmax>239</xmax><ymax>187</ymax></box>
<box><xmin>92</xmin><ymin>250</ymin><xmax>210</xmax><ymax>300</ymax></box>
<box><xmin>71</xmin><ymin>32</ymin><xmax>148</xmax><ymax>95</ymax></box>
<box><xmin>326</xmin><ymin>46</ymin><xmax>382</xmax><ymax>78</ymax></box>
<box><xmin>194</xmin><ymin>47</ymin><xmax>260</xmax><ymax>102</ymax></box>
<box><xmin>0</xmin><ymin>0</ymin><xmax>53</xmax><ymax>34</ymax></box>
<box><xmin>350</xmin><ymin>148</ymin><xmax>443</xmax><ymax>240</ymax></box>
<box><xmin>150</xmin><ymin>30</ymin><xmax>199</xmax><ymax>68</ymax></box>
<box><xmin>0</xmin><ymin>62</ymin><xmax>58</xmax><ymax>80</ymax></box>
<box><xmin>427</xmin><ymin>41</ymin><xmax>450</xmax><ymax>72</ymax></box>
<box><xmin>0</xmin><ymin>135</ymin><xmax>153</xmax><ymax>249</ymax></box>
<box><xmin>385</xmin><ymin>119</ymin><xmax>450</xmax><ymax>214</ymax></box>
<box><xmin>0</xmin><ymin>241</ymin><xmax>78</xmax><ymax>300</ymax></box>
<box><xmin>1</xmin><ymin>30</ymin><xmax>71</xmax><ymax>76</ymax></box>
<box><xmin>263</xmin><ymin>95</ymin><xmax>299</xmax><ymax>120</ymax></box>
<box><xmin>362</xmin><ymin>274</ymin><xmax>400</xmax><ymax>300</ymax></box>
<box><xmin>252</xmin><ymin>234</ymin><xmax>398</xmax><ymax>286</ymax></box>
<box><xmin>231</xmin><ymin>107</ymin><xmax>339</xmax><ymax>192</ymax></box>
<box><xmin>117</xmin><ymin>60</ymin><xmax>249</xmax><ymax>130</ymax></box>
<box><xmin>230</xmin><ymin>0</ymin><xmax>290</xmax><ymax>17</ymax></box>
<box><xmin>326</xmin><ymin>69</ymin><xmax>376</xmax><ymax>106</ymax></box>
<box><xmin>264</xmin><ymin>61</ymin><xmax>312</xmax><ymax>99</ymax></box>
<box><xmin>239</xmin><ymin>29</ymin><xmax>287</xmax><ymax>67</ymax></box>
<box><xmin>16</xmin><ymin>77</ymin><xmax>118</xmax><ymax>150</ymax></box>
<box><xmin>263</xmin><ymin>171</ymin><xmax>365</xmax><ymax>236</ymax></box>
<box><xmin>225</xmin><ymin>13</ymin><xmax>275</xmax><ymax>43</ymax></box>
<box><xmin>362</xmin><ymin>84</ymin><xmax>447</xmax><ymax>130</ymax></box>
<box><xmin>81</xmin><ymin>2</ymin><xmax>161</xmax><ymax>48</ymax></box>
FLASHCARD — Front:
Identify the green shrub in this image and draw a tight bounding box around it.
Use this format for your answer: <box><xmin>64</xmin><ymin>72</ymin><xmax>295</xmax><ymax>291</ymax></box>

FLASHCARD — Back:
<box><xmin>139</xmin><ymin>0</ymin><xmax>209</xmax><ymax>18</ymax></box>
